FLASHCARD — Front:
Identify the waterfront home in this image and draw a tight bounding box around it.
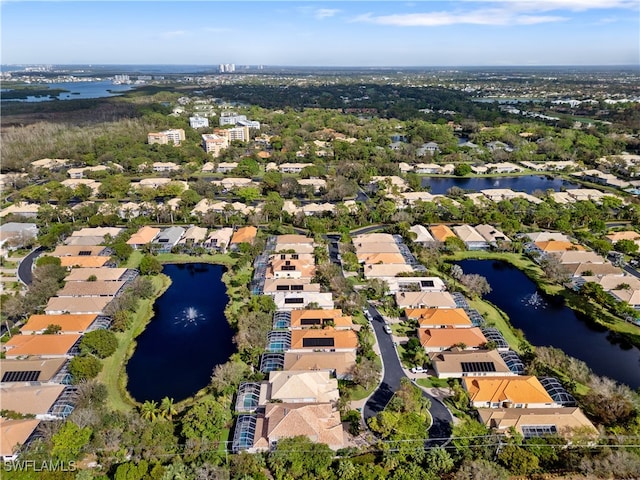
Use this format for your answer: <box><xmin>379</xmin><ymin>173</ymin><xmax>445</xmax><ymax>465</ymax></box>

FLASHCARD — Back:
<box><xmin>262</xmin><ymin>278</ymin><xmax>321</xmax><ymax>295</ymax></box>
<box><xmin>477</xmin><ymin>407</ymin><xmax>598</xmax><ymax>439</ymax></box>
<box><xmin>563</xmin><ymin>262</ymin><xmax>624</xmax><ymax>278</ymax></box>
<box><xmin>44</xmin><ymin>296</ymin><xmax>113</xmax><ymax>316</ymax></box>
<box><xmin>56</xmin><ymin>280</ymin><xmax>126</xmax><ymax>298</ymax></box>
<box><xmin>153</xmin><ymin>226</ymin><xmax>186</xmax><ymax>253</ymax></box>
<box><xmin>64</xmin><ymin>267</ymin><xmax>133</xmax><ymax>283</ymax></box>
<box><xmin>283</xmin><ymin>352</ymin><xmax>357</xmax><ymax>380</ymax></box>
<box><xmin>395</xmin><ymin>291</ymin><xmax>457</xmax><ymax>309</ymax></box>
<box><xmin>177</xmin><ymin>226</ymin><xmax>208</xmax><ymax>248</ymax></box>
<box><xmin>462</xmin><ymin>376</ymin><xmax>557</xmax><ymax>409</ymax></box>
<box><xmin>407</xmin><ymin>308</ymin><xmax>473</xmax><ymax>328</ymax></box>
<box><xmin>20</xmin><ymin>314</ymin><xmax>100</xmax><ymax>335</ymax></box>
<box><xmin>3</xmin><ymin>334</ymin><xmax>82</xmax><ymax>359</ymax></box>
<box><xmin>58</xmin><ymin>256</ymin><xmax>111</xmax><ymax>269</ymax></box>
<box><xmin>418</xmin><ymin>327</ymin><xmax>487</xmax><ymax>352</ymax></box>
<box><xmin>0</xmin><ymin>358</ymin><xmax>68</xmax><ymax>384</ymax></box>
<box><xmin>229</xmin><ymin>226</ymin><xmax>257</xmax><ymax>251</ymax></box>
<box><xmin>429</xmin><ymin>224</ymin><xmax>457</xmax><ymax>243</ymax></box>
<box><xmin>363</xmin><ymin>263</ymin><xmax>414</xmax><ymax>280</ymax></box>
<box><xmin>0</xmin><ymin>418</ymin><xmax>41</xmax><ymax>462</ymax></box>
<box><xmin>385</xmin><ymin>276</ymin><xmax>446</xmax><ymax>294</ymax></box>
<box><xmin>126</xmin><ymin>226</ymin><xmax>161</xmax><ymax>249</ymax></box>
<box><xmin>204</xmin><ymin>227</ymin><xmax>234</xmax><ymax>253</ymax></box>
<box><xmin>289</xmin><ymin>309</ymin><xmax>353</xmax><ymax>330</ymax></box>
<box><xmin>453</xmin><ymin>224</ymin><xmax>489</xmax><ymax>250</ymax></box>
<box><xmin>261</xmin><ymin>370</ymin><xmax>339</xmax><ymax>404</ymax></box>
<box><xmin>474</xmin><ymin>224</ymin><xmax>511</xmax><ymax>246</ymax></box>
<box><xmin>289</xmin><ymin>329</ymin><xmax>358</xmax><ymax>354</ymax></box>
<box><xmin>0</xmin><ymin>384</ymin><xmax>72</xmax><ymax>419</ymax></box>
<box><xmin>409</xmin><ymin>225</ymin><xmax>436</xmax><ymax>245</ymax></box>
<box><xmin>430</xmin><ymin>349</ymin><xmax>515</xmax><ymax>378</ymax></box>
<box><xmin>551</xmin><ymin>251</ymin><xmax>606</xmax><ymax>265</ymax></box>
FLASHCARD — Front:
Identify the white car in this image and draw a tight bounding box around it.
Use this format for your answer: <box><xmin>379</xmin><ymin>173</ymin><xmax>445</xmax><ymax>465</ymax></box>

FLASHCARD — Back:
<box><xmin>384</xmin><ymin>325</ymin><xmax>392</xmax><ymax>334</ymax></box>
<box><xmin>411</xmin><ymin>366</ymin><xmax>425</xmax><ymax>374</ymax></box>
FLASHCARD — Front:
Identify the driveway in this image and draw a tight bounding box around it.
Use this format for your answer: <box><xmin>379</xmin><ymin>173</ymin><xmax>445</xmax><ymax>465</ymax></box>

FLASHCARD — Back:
<box><xmin>17</xmin><ymin>246</ymin><xmax>45</xmax><ymax>286</ymax></box>
<box><xmin>363</xmin><ymin>304</ymin><xmax>453</xmax><ymax>444</ymax></box>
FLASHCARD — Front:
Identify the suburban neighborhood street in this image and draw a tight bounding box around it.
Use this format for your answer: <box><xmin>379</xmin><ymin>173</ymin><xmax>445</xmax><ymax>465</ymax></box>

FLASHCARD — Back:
<box><xmin>363</xmin><ymin>303</ymin><xmax>453</xmax><ymax>444</ymax></box>
<box><xmin>16</xmin><ymin>246</ymin><xmax>45</xmax><ymax>286</ymax></box>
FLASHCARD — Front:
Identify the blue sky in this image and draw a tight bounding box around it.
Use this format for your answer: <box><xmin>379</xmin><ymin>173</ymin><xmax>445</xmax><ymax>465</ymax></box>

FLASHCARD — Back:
<box><xmin>2</xmin><ymin>1</ymin><xmax>639</xmax><ymax>66</ymax></box>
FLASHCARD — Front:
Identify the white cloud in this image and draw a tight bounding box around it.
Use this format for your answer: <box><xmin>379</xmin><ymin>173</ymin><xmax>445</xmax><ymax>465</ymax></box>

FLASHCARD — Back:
<box><xmin>352</xmin><ymin>9</ymin><xmax>565</xmax><ymax>26</ymax></box>
<box><xmin>314</xmin><ymin>8</ymin><xmax>339</xmax><ymax>20</ymax></box>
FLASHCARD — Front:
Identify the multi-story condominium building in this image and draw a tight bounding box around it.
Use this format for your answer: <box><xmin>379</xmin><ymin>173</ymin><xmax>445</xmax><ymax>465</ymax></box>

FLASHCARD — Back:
<box><xmin>201</xmin><ymin>134</ymin><xmax>230</xmax><ymax>157</ymax></box>
<box><xmin>214</xmin><ymin>126</ymin><xmax>250</xmax><ymax>142</ymax></box>
<box><xmin>189</xmin><ymin>116</ymin><xmax>209</xmax><ymax>129</ymax></box>
<box><xmin>147</xmin><ymin>129</ymin><xmax>185</xmax><ymax>145</ymax></box>
<box><xmin>219</xmin><ymin>113</ymin><xmax>260</xmax><ymax>129</ymax></box>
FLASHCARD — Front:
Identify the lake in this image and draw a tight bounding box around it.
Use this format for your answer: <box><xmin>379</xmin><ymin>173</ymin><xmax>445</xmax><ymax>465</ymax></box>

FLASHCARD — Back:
<box><xmin>455</xmin><ymin>259</ymin><xmax>640</xmax><ymax>389</ymax></box>
<box><xmin>423</xmin><ymin>175</ymin><xmax>580</xmax><ymax>194</ymax></box>
<box><xmin>2</xmin><ymin>81</ymin><xmax>134</xmax><ymax>102</ymax></box>
<box><xmin>126</xmin><ymin>263</ymin><xmax>236</xmax><ymax>402</ymax></box>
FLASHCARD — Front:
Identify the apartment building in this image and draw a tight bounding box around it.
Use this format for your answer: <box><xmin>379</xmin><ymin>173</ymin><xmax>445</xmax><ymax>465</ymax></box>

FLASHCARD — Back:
<box><xmin>201</xmin><ymin>133</ymin><xmax>230</xmax><ymax>157</ymax></box>
<box><xmin>147</xmin><ymin>129</ymin><xmax>186</xmax><ymax>145</ymax></box>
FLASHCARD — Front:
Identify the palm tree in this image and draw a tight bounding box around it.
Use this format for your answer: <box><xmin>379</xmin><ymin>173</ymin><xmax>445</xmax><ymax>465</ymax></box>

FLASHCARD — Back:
<box><xmin>140</xmin><ymin>400</ymin><xmax>159</xmax><ymax>421</ymax></box>
<box><xmin>160</xmin><ymin>396</ymin><xmax>177</xmax><ymax>421</ymax></box>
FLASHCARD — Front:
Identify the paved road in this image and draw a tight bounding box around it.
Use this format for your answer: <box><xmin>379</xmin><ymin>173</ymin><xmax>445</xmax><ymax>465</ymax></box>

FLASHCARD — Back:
<box><xmin>363</xmin><ymin>304</ymin><xmax>453</xmax><ymax>444</ymax></box>
<box><xmin>16</xmin><ymin>246</ymin><xmax>45</xmax><ymax>286</ymax></box>
<box><xmin>623</xmin><ymin>264</ymin><xmax>640</xmax><ymax>280</ymax></box>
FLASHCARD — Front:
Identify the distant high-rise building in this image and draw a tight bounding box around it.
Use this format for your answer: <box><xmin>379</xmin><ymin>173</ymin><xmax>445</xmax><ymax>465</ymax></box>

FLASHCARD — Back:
<box><xmin>189</xmin><ymin>116</ymin><xmax>210</xmax><ymax>129</ymax></box>
<box><xmin>219</xmin><ymin>63</ymin><xmax>235</xmax><ymax>73</ymax></box>
<box><xmin>202</xmin><ymin>134</ymin><xmax>229</xmax><ymax>157</ymax></box>
<box><xmin>147</xmin><ymin>129</ymin><xmax>185</xmax><ymax>145</ymax></box>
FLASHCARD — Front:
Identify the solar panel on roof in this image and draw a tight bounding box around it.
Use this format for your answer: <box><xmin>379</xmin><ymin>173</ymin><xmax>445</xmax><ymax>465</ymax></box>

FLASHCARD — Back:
<box><xmin>521</xmin><ymin>425</ymin><xmax>557</xmax><ymax>438</ymax></box>
<box><xmin>2</xmin><ymin>370</ymin><xmax>41</xmax><ymax>382</ymax></box>
<box><xmin>303</xmin><ymin>337</ymin><xmax>334</xmax><ymax>347</ymax></box>
<box><xmin>300</xmin><ymin>318</ymin><xmax>321</xmax><ymax>325</ymax></box>
<box><xmin>461</xmin><ymin>362</ymin><xmax>497</xmax><ymax>373</ymax></box>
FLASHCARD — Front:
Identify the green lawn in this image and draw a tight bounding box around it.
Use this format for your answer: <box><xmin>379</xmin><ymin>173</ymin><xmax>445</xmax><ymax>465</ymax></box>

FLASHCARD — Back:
<box><xmin>156</xmin><ymin>252</ymin><xmax>236</xmax><ymax>267</ymax></box>
<box><xmin>466</xmin><ymin>298</ymin><xmax>525</xmax><ymax>353</ymax></box>
<box><xmin>98</xmin><ymin>274</ymin><xmax>171</xmax><ymax>412</ymax></box>
<box><xmin>417</xmin><ymin>377</ymin><xmax>450</xmax><ymax>389</ymax></box>
<box><xmin>125</xmin><ymin>250</ymin><xmax>143</xmax><ymax>269</ymax></box>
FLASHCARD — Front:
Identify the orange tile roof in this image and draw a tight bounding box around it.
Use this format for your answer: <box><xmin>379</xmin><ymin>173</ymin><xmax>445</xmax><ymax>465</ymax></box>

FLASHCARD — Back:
<box><xmin>463</xmin><ymin>376</ymin><xmax>555</xmax><ymax>405</ymax></box>
<box><xmin>407</xmin><ymin>308</ymin><xmax>473</xmax><ymax>327</ymax></box>
<box><xmin>606</xmin><ymin>231</ymin><xmax>640</xmax><ymax>242</ymax></box>
<box><xmin>290</xmin><ymin>329</ymin><xmax>358</xmax><ymax>350</ymax></box>
<box><xmin>59</xmin><ymin>256</ymin><xmax>110</xmax><ymax>268</ymax></box>
<box><xmin>230</xmin><ymin>226</ymin><xmax>257</xmax><ymax>244</ymax></box>
<box><xmin>356</xmin><ymin>252</ymin><xmax>407</xmax><ymax>264</ymax></box>
<box><xmin>3</xmin><ymin>334</ymin><xmax>81</xmax><ymax>357</ymax></box>
<box><xmin>126</xmin><ymin>226</ymin><xmax>161</xmax><ymax>245</ymax></box>
<box><xmin>0</xmin><ymin>418</ymin><xmax>41</xmax><ymax>458</ymax></box>
<box><xmin>20</xmin><ymin>314</ymin><xmax>98</xmax><ymax>333</ymax></box>
<box><xmin>534</xmin><ymin>240</ymin><xmax>586</xmax><ymax>252</ymax></box>
<box><xmin>418</xmin><ymin>327</ymin><xmax>486</xmax><ymax>349</ymax></box>
<box><xmin>290</xmin><ymin>309</ymin><xmax>353</xmax><ymax>328</ymax></box>
<box><xmin>430</xmin><ymin>224</ymin><xmax>457</xmax><ymax>242</ymax></box>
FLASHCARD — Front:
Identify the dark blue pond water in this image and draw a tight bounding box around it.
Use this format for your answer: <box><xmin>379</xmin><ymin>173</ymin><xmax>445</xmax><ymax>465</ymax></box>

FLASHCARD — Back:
<box><xmin>423</xmin><ymin>175</ymin><xmax>579</xmax><ymax>194</ymax></box>
<box><xmin>126</xmin><ymin>263</ymin><xmax>235</xmax><ymax>402</ymax></box>
<box><xmin>456</xmin><ymin>259</ymin><xmax>640</xmax><ymax>389</ymax></box>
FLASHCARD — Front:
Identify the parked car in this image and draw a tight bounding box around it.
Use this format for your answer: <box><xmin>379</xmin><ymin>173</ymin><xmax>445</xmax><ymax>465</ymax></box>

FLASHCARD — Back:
<box><xmin>411</xmin><ymin>366</ymin><xmax>425</xmax><ymax>374</ymax></box>
<box><xmin>384</xmin><ymin>325</ymin><xmax>392</xmax><ymax>334</ymax></box>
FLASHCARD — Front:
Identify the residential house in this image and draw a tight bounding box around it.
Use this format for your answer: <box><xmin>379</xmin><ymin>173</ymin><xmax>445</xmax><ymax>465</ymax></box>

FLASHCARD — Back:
<box><xmin>551</xmin><ymin>251</ymin><xmax>605</xmax><ymax>265</ymax></box>
<box><xmin>430</xmin><ymin>349</ymin><xmax>514</xmax><ymax>378</ymax></box>
<box><xmin>216</xmin><ymin>162</ymin><xmax>238</xmax><ymax>173</ymax></box>
<box><xmin>3</xmin><ymin>334</ymin><xmax>82</xmax><ymax>359</ymax></box>
<box><xmin>289</xmin><ymin>329</ymin><xmax>358</xmax><ymax>354</ymax></box>
<box><xmin>262</xmin><ymin>278</ymin><xmax>321</xmax><ymax>295</ymax></box>
<box><xmin>489</xmin><ymin>162</ymin><xmax>523</xmax><ymax>174</ymax></box>
<box><xmin>0</xmin><ymin>358</ymin><xmax>69</xmax><ymax>384</ymax></box>
<box><xmin>20</xmin><ymin>314</ymin><xmax>100</xmax><ymax>335</ymax></box>
<box><xmin>126</xmin><ymin>226</ymin><xmax>161</xmax><ymax>250</ymax></box>
<box><xmin>429</xmin><ymin>224</ymin><xmax>457</xmax><ymax>243</ymax></box>
<box><xmin>67</xmin><ymin>165</ymin><xmax>109</xmax><ymax>179</ymax></box>
<box><xmin>385</xmin><ymin>277</ymin><xmax>446</xmax><ymax>294</ymax></box>
<box><xmin>357</xmin><ymin>252</ymin><xmax>407</xmax><ymax>265</ymax></box>
<box><xmin>605</xmin><ymin>230</ymin><xmax>640</xmax><ymax>248</ymax></box>
<box><xmin>407</xmin><ymin>308</ymin><xmax>473</xmax><ymax>328</ymax></box>
<box><xmin>416</xmin><ymin>142</ymin><xmax>441</xmax><ymax>156</ymax></box>
<box><xmin>418</xmin><ymin>328</ymin><xmax>488</xmax><ymax>352</ymax></box>
<box><xmin>0</xmin><ymin>202</ymin><xmax>40</xmax><ymax>219</ymax></box>
<box><xmin>52</xmin><ymin>245</ymin><xmax>109</xmax><ymax>257</ymax></box>
<box><xmin>249</xmin><ymin>403</ymin><xmax>345</xmax><ymax>452</ymax></box>
<box><xmin>363</xmin><ymin>263</ymin><xmax>414</xmax><ymax>279</ymax></box>
<box><xmin>69</xmin><ymin>227</ymin><xmax>123</xmax><ymax>239</ymax></box>
<box><xmin>261</xmin><ymin>370</ymin><xmax>339</xmax><ymax>404</ymax></box>
<box><xmin>301</xmin><ymin>203</ymin><xmax>335</xmax><ymax>216</ymax></box>
<box><xmin>563</xmin><ymin>263</ymin><xmax>624</xmax><ymax>278</ymax></box>
<box><xmin>274</xmin><ymin>234</ymin><xmax>316</xmax><ymax>254</ymax></box>
<box><xmin>273</xmin><ymin>292</ymin><xmax>335</xmax><ymax>311</ymax></box>
<box><xmin>136</xmin><ymin>178</ymin><xmax>173</xmax><ymax>189</ymax></box>
<box><xmin>409</xmin><ymin>225</ymin><xmax>435</xmax><ymax>245</ymax></box>
<box><xmin>201</xmin><ymin>162</ymin><xmax>216</xmax><ymax>173</ymax></box>
<box><xmin>477</xmin><ymin>407</ymin><xmax>598</xmax><ymax>439</ymax></box>
<box><xmin>30</xmin><ymin>158</ymin><xmax>68</xmax><ymax>170</ymax></box>
<box><xmin>533</xmin><ymin>240</ymin><xmax>585</xmax><ymax>254</ymax></box>
<box><xmin>64</xmin><ymin>268</ymin><xmax>132</xmax><ymax>283</ymax></box>
<box><xmin>44</xmin><ymin>297</ymin><xmax>113</xmax><ymax>316</ymax></box>
<box><xmin>0</xmin><ymin>222</ymin><xmax>38</xmax><ymax>257</ymax></box>
<box><xmin>453</xmin><ymin>224</ymin><xmax>489</xmax><ymax>250</ymax></box>
<box><xmin>178</xmin><ymin>226</ymin><xmax>208</xmax><ymax>248</ymax></box>
<box><xmin>56</xmin><ymin>281</ymin><xmax>126</xmax><ymax>298</ymax></box>
<box><xmin>153</xmin><ymin>226</ymin><xmax>186</xmax><ymax>253</ymax></box>
<box><xmin>298</xmin><ymin>178</ymin><xmax>327</xmax><ymax>193</ymax></box>
<box><xmin>395</xmin><ymin>291</ymin><xmax>457</xmax><ymax>309</ymax></box>
<box><xmin>229</xmin><ymin>226</ymin><xmax>258</xmax><ymax>251</ymax></box>
<box><xmin>0</xmin><ymin>418</ymin><xmax>41</xmax><ymax>461</ymax></box>
<box><xmin>58</xmin><ymin>256</ymin><xmax>111</xmax><ymax>269</ymax></box>
<box><xmin>289</xmin><ymin>309</ymin><xmax>353</xmax><ymax>330</ymax></box>
<box><xmin>0</xmin><ymin>384</ymin><xmax>71</xmax><ymax>419</ymax></box>
<box><xmin>462</xmin><ymin>376</ymin><xmax>557</xmax><ymax>409</ymax></box>
<box><xmin>204</xmin><ymin>228</ymin><xmax>234</xmax><ymax>253</ymax></box>
<box><xmin>152</xmin><ymin>162</ymin><xmax>180</xmax><ymax>172</ymax></box>
<box><xmin>474</xmin><ymin>224</ymin><xmax>511</xmax><ymax>246</ymax></box>
<box><xmin>279</xmin><ymin>163</ymin><xmax>309</xmax><ymax>174</ymax></box>
<box><xmin>283</xmin><ymin>352</ymin><xmax>357</xmax><ymax>380</ymax></box>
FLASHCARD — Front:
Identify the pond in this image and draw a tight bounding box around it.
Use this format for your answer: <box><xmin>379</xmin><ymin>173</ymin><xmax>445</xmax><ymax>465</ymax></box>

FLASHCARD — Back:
<box><xmin>126</xmin><ymin>263</ymin><xmax>236</xmax><ymax>402</ymax></box>
<box><xmin>423</xmin><ymin>175</ymin><xmax>580</xmax><ymax>194</ymax></box>
<box><xmin>455</xmin><ymin>259</ymin><xmax>640</xmax><ymax>389</ymax></box>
